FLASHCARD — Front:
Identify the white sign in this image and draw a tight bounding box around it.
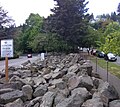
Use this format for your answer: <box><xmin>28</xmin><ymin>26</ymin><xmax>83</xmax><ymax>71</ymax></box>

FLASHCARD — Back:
<box><xmin>1</xmin><ymin>39</ymin><xmax>13</xmax><ymax>57</ymax></box>
<box><xmin>41</xmin><ymin>53</ymin><xmax>45</xmax><ymax>61</ymax></box>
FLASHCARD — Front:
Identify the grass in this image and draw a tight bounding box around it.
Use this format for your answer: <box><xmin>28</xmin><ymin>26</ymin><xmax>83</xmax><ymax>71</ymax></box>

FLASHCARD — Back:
<box><xmin>90</xmin><ymin>56</ymin><xmax>120</xmax><ymax>79</ymax></box>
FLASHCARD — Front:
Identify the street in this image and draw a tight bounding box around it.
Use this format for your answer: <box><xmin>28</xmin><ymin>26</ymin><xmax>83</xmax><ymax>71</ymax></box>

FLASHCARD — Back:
<box><xmin>0</xmin><ymin>55</ymin><xmax>39</xmax><ymax>71</ymax></box>
<box><xmin>113</xmin><ymin>56</ymin><xmax>120</xmax><ymax>65</ymax></box>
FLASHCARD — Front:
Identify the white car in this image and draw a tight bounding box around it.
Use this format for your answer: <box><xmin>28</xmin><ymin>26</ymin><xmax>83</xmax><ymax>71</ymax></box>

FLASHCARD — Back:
<box><xmin>106</xmin><ymin>53</ymin><xmax>117</xmax><ymax>61</ymax></box>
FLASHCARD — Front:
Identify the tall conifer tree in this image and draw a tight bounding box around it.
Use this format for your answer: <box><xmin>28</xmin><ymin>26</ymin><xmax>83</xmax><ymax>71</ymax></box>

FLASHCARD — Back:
<box><xmin>46</xmin><ymin>0</ymin><xmax>91</xmax><ymax>48</ymax></box>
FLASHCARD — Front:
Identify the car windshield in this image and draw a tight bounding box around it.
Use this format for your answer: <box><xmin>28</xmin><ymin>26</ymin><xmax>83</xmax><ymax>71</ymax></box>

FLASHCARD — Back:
<box><xmin>101</xmin><ymin>51</ymin><xmax>105</xmax><ymax>54</ymax></box>
<box><xmin>108</xmin><ymin>53</ymin><xmax>115</xmax><ymax>57</ymax></box>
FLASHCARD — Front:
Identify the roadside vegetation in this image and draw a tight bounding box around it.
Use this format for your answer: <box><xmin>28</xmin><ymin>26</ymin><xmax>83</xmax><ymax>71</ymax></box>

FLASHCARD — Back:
<box><xmin>0</xmin><ymin>0</ymin><xmax>120</xmax><ymax>57</ymax></box>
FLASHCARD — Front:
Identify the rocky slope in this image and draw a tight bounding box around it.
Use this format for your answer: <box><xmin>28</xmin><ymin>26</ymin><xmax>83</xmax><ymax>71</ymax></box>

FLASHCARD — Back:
<box><xmin>0</xmin><ymin>53</ymin><xmax>120</xmax><ymax>107</ymax></box>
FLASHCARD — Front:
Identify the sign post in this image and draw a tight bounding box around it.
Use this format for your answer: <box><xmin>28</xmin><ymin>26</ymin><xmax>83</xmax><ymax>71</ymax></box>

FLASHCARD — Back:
<box><xmin>5</xmin><ymin>56</ymin><xmax>8</xmax><ymax>82</ymax></box>
<box><xmin>1</xmin><ymin>39</ymin><xmax>13</xmax><ymax>82</ymax></box>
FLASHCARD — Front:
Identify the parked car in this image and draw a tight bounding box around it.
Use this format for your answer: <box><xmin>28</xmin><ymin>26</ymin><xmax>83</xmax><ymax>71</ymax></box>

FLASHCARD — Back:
<box><xmin>27</xmin><ymin>54</ymin><xmax>32</xmax><ymax>58</ymax></box>
<box><xmin>104</xmin><ymin>53</ymin><xmax>117</xmax><ymax>61</ymax></box>
<box><xmin>96</xmin><ymin>51</ymin><xmax>105</xmax><ymax>58</ymax></box>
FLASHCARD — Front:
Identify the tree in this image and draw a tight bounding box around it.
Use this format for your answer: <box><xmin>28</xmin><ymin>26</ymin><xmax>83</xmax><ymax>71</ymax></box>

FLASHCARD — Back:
<box><xmin>117</xmin><ymin>3</ymin><xmax>120</xmax><ymax>15</ymax></box>
<box><xmin>45</xmin><ymin>0</ymin><xmax>92</xmax><ymax>49</ymax></box>
<box><xmin>82</xmin><ymin>26</ymin><xmax>100</xmax><ymax>48</ymax></box>
<box><xmin>0</xmin><ymin>6</ymin><xmax>14</xmax><ymax>40</ymax></box>
<box><xmin>100</xmin><ymin>22</ymin><xmax>120</xmax><ymax>55</ymax></box>
<box><xmin>116</xmin><ymin>3</ymin><xmax>120</xmax><ymax>23</ymax></box>
<box><xmin>18</xmin><ymin>13</ymin><xmax>44</xmax><ymax>53</ymax></box>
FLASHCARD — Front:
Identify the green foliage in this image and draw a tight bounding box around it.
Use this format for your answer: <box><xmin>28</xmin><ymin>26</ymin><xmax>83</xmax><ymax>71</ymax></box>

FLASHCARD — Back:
<box><xmin>100</xmin><ymin>22</ymin><xmax>120</xmax><ymax>55</ymax></box>
<box><xmin>15</xmin><ymin>13</ymin><xmax>72</xmax><ymax>53</ymax></box>
<box><xmin>17</xmin><ymin>13</ymin><xmax>44</xmax><ymax>53</ymax></box>
<box><xmin>83</xmin><ymin>26</ymin><xmax>100</xmax><ymax>48</ymax></box>
<box><xmin>46</xmin><ymin>33</ymin><xmax>72</xmax><ymax>52</ymax></box>
<box><xmin>46</xmin><ymin>0</ymin><xmax>92</xmax><ymax>48</ymax></box>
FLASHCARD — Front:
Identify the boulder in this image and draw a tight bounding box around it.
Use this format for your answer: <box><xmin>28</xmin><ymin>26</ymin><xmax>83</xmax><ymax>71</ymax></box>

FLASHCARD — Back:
<box><xmin>78</xmin><ymin>75</ymin><xmax>93</xmax><ymax>91</ymax></box>
<box><xmin>40</xmin><ymin>91</ymin><xmax>56</xmax><ymax>107</ymax></box>
<box><xmin>33</xmin><ymin>85</ymin><xmax>48</xmax><ymax>97</ymax></box>
<box><xmin>22</xmin><ymin>85</ymin><xmax>33</xmax><ymax>100</ymax></box>
<box><xmin>80</xmin><ymin>64</ymin><xmax>92</xmax><ymax>76</ymax></box>
<box><xmin>109</xmin><ymin>100</ymin><xmax>120</xmax><ymax>107</ymax></box>
<box><xmin>5</xmin><ymin>98</ymin><xmax>23</xmax><ymax>107</ymax></box>
<box><xmin>33</xmin><ymin>76</ymin><xmax>46</xmax><ymax>87</ymax></box>
<box><xmin>98</xmin><ymin>82</ymin><xmax>119</xmax><ymax>101</ymax></box>
<box><xmin>0</xmin><ymin>88</ymin><xmax>14</xmax><ymax>95</ymax></box>
<box><xmin>68</xmin><ymin>64</ymin><xmax>79</xmax><ymax>73</ymax></box>
<box><xmin>56</xmin><ymin>87</ymin><xmax>91</xmax><ymax>107</ymax></box>
<box><xmin>0</xmin><ymin>90</ymin><xmax>24</xmax><ymax>104</ymax></box>
<box><xmin>82</xmin><ymin>98</ymin><xmax>104</xmax><ymax>107</ymax></box>
<box><xmin>68</xmin><ymin>76</ymin><xmax>79</xmax><ymax>90</ymax></box>
<box><xmin>26</xmin><ymin>97</ymin><xmax>42</xmax><ymax>107</ymax></box>
<box><xmin>54</xmin><ymin>92</ymin><xmax>66</xmax><ymax>106</ymax></box>
<box><xmin>49</xmin><ymin>79</ymin><xmax>67</xmax><ymax>90</ymax></box>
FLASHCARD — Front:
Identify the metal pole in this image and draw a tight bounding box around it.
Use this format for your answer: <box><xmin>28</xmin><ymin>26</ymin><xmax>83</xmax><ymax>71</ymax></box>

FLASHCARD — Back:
<box><xmin>5</xmin><ymin>55</ymin><xmax>9</xmax><ymax>82</ymax></box>
<box><xmin>96</xmin><ymin>57</ymin><xmax>97</xmax><ymax>72</ymax></box>
<box><xmin>107</xmin><ymin>61</ymin><xmax>108</xmax><ymax>82</ymax></box>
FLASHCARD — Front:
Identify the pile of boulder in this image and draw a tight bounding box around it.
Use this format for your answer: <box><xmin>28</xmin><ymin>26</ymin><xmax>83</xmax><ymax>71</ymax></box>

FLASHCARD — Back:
<box><xmin>0</xmin><ymin>53</ymin><xmax>120</xmax><ymax>107</ymax></box>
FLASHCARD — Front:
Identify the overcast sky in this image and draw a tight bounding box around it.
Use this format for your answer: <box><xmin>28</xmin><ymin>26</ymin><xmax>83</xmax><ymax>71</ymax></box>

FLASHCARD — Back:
<box><xmin>0</xmin><ymin>0</ymin><xmax>120</xmax><ymax>26</ymax></box>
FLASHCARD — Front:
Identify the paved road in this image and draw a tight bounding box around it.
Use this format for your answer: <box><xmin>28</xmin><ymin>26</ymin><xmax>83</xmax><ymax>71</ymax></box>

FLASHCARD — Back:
<box><xmin>0</xmin><ymin>56</ymin><xmax>39</xmax><ymax>71</ymax></box>
<box><xmin>113</xmin><ymin>56</ymin><xmax>120</xmax><ymax>65</ymax></box>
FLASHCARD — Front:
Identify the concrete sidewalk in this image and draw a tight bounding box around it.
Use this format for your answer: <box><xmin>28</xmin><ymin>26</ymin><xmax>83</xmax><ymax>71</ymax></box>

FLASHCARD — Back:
<box><xmin>90</xmin><ymin>61</ymin><xmax>120</xmax><ymax>97</ymax></box>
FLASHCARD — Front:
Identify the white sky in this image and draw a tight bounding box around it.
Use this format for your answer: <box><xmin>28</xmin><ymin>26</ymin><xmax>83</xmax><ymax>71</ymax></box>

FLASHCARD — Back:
<box><xmin>0</xmin><ymin>0</ymin><xmax>120</xmax><ymax>26</ymax></box>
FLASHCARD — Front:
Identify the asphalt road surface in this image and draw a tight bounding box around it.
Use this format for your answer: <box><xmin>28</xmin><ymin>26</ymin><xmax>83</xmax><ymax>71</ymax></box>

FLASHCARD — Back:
<box><xmin>0</xmin><ymin>55</ymin><xmax>39</xmax><ymax>71</ymax></box>
<box><xmin>113</xmin><ymin>56</ymin><xmax>120</xmax><ymax>65</ymax></box>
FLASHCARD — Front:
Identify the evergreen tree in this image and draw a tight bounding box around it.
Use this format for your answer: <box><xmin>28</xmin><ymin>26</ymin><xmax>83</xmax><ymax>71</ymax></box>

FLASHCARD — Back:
<box><xmin>45</xmin><ymin>0</ymin><xmax>91</xmax><ymax>49</ymax></box>
<box><xmin>0</xmin><ymin>6</ymin><xmax>14</xmax><ymax>40</ymax></box>
<box><xmin>117</xmin><ymin>3</ymin><xmax>120</xmax><ymax>23</ymax></box>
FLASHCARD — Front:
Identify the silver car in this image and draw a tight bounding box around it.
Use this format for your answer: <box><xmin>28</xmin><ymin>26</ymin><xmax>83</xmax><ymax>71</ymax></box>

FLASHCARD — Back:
<box><xmin>107</xmin><ymin>53</ymin><xmax>117</xmax><ymax>61</ymax></box>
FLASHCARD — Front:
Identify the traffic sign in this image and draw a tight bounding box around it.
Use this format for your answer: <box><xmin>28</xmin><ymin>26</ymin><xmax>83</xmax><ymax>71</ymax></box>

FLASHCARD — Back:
<box><xmin>1</xmin><ymin>39</ymin><xmax>13</xmax><ymax>57</ymax></box>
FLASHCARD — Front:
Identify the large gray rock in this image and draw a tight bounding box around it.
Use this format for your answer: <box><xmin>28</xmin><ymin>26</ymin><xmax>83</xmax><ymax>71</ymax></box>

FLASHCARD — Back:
<box><xmin>78</xmin><ymin>75</ymin><xmax>93</xmax><ymax>91</ymax></box>
<box><xmin>22</xmin><ymin>85</ymin><xmax>33</xmax><ymax>100</ymax></box>
<box><xmin>26</xmin><ymin>97</ymin><xmax>42</xmax><ymax>107</ymax></box>
<box><xmin>98</xmin><ymin>82</ymin><xmax>119</xmax><ymax>101</ymax></box>
<box><xmin>5</xmin><ymin>98</ymin><xmax>23</xmax><ymax>107</ymax></box>
<box><xmin>109</xmin><ymin>100</ymin><xmax>120</xmax><ymax>107</ymax></box>
<box><xmin>82</xmin><ymin>98</ymin><xmax>104</xmax><ymax>107</ymax></box>
<box><xmin>68</xmin><ymin>64</ymin><xmax>79</xmax><ymax>73</ymax></box>
<box><xmin>49</xmin><ymin>79</ymin><xmax>67</xmax><ymax>90</ymax></box>
<box><xmin>92</xmin><ymin>92</ymin><xmax>109</xmax><ymax>107</ymax></box>
<box><xmin>40</xmin><ymin>91</ymin><xmax>56</xmax><ymax>107</ymax></box>
<box><xmin>33</xmin><ymin>85</ymin><xmax>48</xmax><ymax>97</ymax></box>
<box><xmin>54</xmin><ymin>92</ymin><xmax>66</xmax><ymax>106</ymax></box>
<box><xmin>62</xmin><ymin>72</ymin><xmax>76</xmax><ymax>83</ymax></box>
<box><xmin>0</xmin><ymin>90</ymin><xmax>24</xmax><ymax>104</ymax></box>
<box><xmin>92</xmin><ymin>77</ymin><xmax>104</xmax><ymax>89</ymax></box>
<box><xmin>33</xmin><ymin>76</ymin><xmax>46</xmax><ymax>87</ymax></box>
<box><xmin>68</xmin><ymin>76</ymin><xmax>79</xmax><ymax>90</ymax></box>
<box><xmin>71</xmin><ymin>87</ymin><xmax>92</xmax><ymax>100</ymax></box>
<box><xmin>0</xmin><ymin>88</ymin><xmax>14</xmax><ymax>95</ymax></box>
<box><xmin>0</xmin><ymin>81</ymin><xmax>24</xmax><ymax>90</ymax></box>
<box><xmin>56</xmin><ymin>87</ymin><xmax>91</xmax><ymax>107</ymax></box>
<box><xmin>80</xmin><ymin>64</ymin><xmax>92</xmax><ymax>76</ymax></box>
